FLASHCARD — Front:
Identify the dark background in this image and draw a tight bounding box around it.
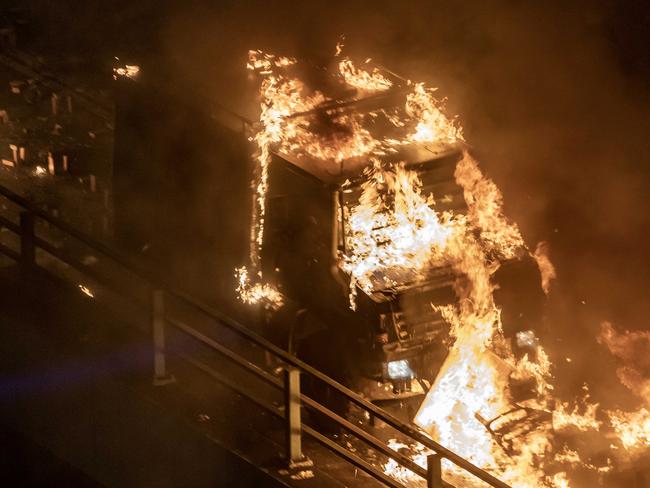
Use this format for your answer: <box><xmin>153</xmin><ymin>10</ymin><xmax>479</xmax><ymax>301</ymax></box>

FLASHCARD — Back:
<box><xmin>5</xmin><ymin>0</ymin><xmax>650</xmax><ymax>407</ymax></box>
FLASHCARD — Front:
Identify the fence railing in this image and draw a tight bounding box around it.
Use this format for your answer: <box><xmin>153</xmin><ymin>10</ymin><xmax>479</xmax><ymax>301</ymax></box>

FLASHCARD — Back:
<box><xmin>0</xmin><ymin>183</ymin><xmax>511</xmax><ymax>488</ymax></box>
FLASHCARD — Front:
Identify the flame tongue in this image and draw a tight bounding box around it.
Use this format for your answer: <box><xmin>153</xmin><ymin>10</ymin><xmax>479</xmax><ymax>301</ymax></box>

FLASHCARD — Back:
<box><xmin>598</xmin><ymin>322</ymin><xmax>650</xmax><ymax>453</ymax></box>
<box><xmin>409</xmin><ymin>152</ymin><xmax>565</xmax><ymax>486</ymax></box>
<box><xmin>338</xmin><ymin>57</ymin><xmax>393</xmax><ymax>92</ymax></box>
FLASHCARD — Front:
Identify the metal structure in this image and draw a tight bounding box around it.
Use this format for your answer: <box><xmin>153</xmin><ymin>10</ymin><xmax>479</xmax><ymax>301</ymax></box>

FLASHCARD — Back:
<box><xmin>0</xmin><ymin>182</ymin><xmax>511</xmax><ymax>488</ymax></box>
<box><xmin>0</xmin><ymin>49</ymin><xmax>113</xmax><ymax>123</ymax></box>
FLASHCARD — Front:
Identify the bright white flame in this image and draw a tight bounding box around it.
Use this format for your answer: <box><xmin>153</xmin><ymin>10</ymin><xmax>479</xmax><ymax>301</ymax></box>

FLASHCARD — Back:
<box><xmin>78</xmin><ymin>284</ymin><xmax>94</xmax><ymax>298</ymax></box>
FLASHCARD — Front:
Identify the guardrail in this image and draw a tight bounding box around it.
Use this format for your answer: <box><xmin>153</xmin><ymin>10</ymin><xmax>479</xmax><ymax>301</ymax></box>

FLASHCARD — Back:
<box><xmin>0</xmin><ymin>183</ymin><xmax>511</xmax><ymax>488</ymax></box>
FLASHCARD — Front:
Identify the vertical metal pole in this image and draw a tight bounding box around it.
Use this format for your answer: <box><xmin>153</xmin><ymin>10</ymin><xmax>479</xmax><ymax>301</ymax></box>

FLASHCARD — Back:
<box><xmin>427</xmin><ymin>454</ymin><xmax>443</xmax><ymax>488</ymax></box>
<box><xmin>151</xmin><ymin>289</ymin><xmax>174</xmax><ymax>386</ymax></box>
<box><xmin>284</xmin><ymin>367</ymin><xmax>302</xmax><ymax>464</ymax></box>
<box><xmin>19</xmin><ymin>211</ymin><xmax>35</xmax><ymax>267</ymax></box>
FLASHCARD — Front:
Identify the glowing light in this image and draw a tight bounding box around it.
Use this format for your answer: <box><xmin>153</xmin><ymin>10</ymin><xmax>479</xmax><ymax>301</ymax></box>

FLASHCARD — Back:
<box><xmin>598</xmin><ymin>322</ymin><xmax>650</xmax><ymax>453</ymax></box>
<box><xmin>78</xmin><ymin>284</ymin><xmax>94</xmax><ymax>298</ymax></box>
<box><xmin>234</xmin><ymin>46</ymin><xmax>650</xmax><ymax>486</ymax></box>
<box><xmin>235</xmin><ymin>266</ymin><xmax>283</xmax><ymax>311</ymax></box>
<box><xmin>387</xmin><ymin>360</ymin><xmax>414</xmax><ymax>380</ymax></box>
<box><xmin>338</xmin><ymin>57</ymin><xmax>393</xmax><ymax>92</ymax></box>
<box><xmin>113</xmin><ymin>64</ymin><xmax>140</xmax><ymax>80</ymax></box>
<box><xmin>340</xmin><ymin>162</ymin><xmax>457</xmax><ymax>308</ymax></box>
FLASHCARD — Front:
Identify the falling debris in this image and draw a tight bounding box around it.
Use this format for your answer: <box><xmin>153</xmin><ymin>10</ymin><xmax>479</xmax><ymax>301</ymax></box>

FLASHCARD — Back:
<box><xmin>234</xmin><ymin>266</ymin><xmax>283</xmax><ymax>310</ymax></box>
<box><xmin>113</xmin><ymin>64</ymin><xmax>140</xmax><ymax>80</ymax></box>
<box><xmin>78</xmin><ymin>284</ymin><xmax>94</xmax><ymax>298</ymax></box>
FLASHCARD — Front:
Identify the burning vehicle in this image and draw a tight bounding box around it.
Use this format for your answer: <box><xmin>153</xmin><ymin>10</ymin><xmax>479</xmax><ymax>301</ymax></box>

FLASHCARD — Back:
<box><xmin>112</xmin><ymin>49</ymin><xmax>546</xmax><ymax>408</ymax></box>
<box><xmin>236</xmin><ymin>49</ymin><xmax>549</xmax><ymax>412</ymax></box>
<box><xmin>112</xmin><ymin>47</ymin><xmax>648</xmax><ymax>487</ymax></box>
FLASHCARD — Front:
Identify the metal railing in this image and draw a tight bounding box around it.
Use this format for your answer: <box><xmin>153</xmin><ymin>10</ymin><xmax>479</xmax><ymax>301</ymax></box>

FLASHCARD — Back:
<box><xmin>0</xmin><ymin>183</ymin><xmax>511</xmax><ymax>488</ymax></box>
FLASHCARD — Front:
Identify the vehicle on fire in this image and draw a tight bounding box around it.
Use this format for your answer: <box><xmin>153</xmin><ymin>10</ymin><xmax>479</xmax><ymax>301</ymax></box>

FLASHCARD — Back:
<box><xmin>111</xmin><ymin>59</ymin><xmax>547</xmax><ymax>423</ymax></box>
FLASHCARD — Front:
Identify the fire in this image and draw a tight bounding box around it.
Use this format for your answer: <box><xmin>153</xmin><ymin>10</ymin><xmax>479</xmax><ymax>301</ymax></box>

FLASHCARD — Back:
<box><xmin>383</xmin><ymin>439</ymin><xmax>432</xmax><ymax>484</ymax></box>
<box><xmin>338</xmin><ymin>57</ymin><xmax>393</xmax><ymax>92</ymax></box>
<box><xmin>554</xmin><ymin>446</ymin><xmax>613</xmax><ymax>473</ymax></box>
<box><xmin>234</xmin><ymin>266</ymin><xmax>283</xmax><ymax>310</ymax></box>
<box><xmin>598</xmin><ymin>322</ymin><xmax>650</xmax><ymax>404</ymax></box>
<box><xmin>113</xmin><ymin>64</ymin><xmax>140</xmax><ymax>80</ymax></box>
<box><xmin>238</xmin><ymin>46</ymin><xmax>461</xmax><ymax>308</ymax></box>
<box><xmin>453</xmin><ymin>153</ymin><xmax>523</xmax><ymax>260</ymax></box>
<box><xmin>552</xmin><ymin>387</ymin><xmax>601</xmax><ymax>432</ymax></box>
<box><xmin>608</xmin><ymin>408</ymin><xmax>650</xmax><ymax>452</ymax></box>
<box><xmin>410</xmin><ymin>158</ymin><xmax>565</xmax><ymax>486</ymax></box>
<box><xmin>78</xmin><ymin>284</ymin><xmax>95</xmax><ymax>298</ymax></box>
<box><xmin>597</xmin><ymin>322</ymin><xmax>650</xmax><ymax>454</ymax></box>
<box><xmin>340</xmin><ymin>162</ymin><xmax>456</xmax><ymax>308</ymax></box>
<box><xmin>238</xmin><ymin>45</ymin><xmax>649</xmax><ymax>485</ymax></box>
<box><xmin>247</xmin><ymin>50</ymin><xmax>296</xmax><ymax>73</ymax></box>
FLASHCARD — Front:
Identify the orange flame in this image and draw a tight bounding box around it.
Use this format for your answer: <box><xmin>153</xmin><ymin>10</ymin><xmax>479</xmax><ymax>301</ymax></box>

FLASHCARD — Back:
<box><xmin>235</xmin><ymin>266</ymin><xmax>283</xmax><ymax>310</ymax></box>
<box><xmin>237</xmin><ymin>46</ymin><xmax>650</xmax><ymax>485</ymax></box>
<box><xmin>239</xmin><ymin>47</ymin><xmax>462</xmax><ymax>308</ymax></box>
<box><xmin>340</xmin><ymin>162</ymin><xmax>456</xmax><ymax>308</ymax></box>
<box><xmin>598</xmin><ymin>322</ymin><xmax>650</xmax><ymax>454</ymax></box>
<box><xmin>338</xmin><ymin>57</ymin><xmax>393</xmax><ymax>92</ymax></box>
<box><xmin>406</xmin><ymin>83</ymin><xmax>463</xmax><ymax>145</ymax></box>
<box><xmin>532</xmin><ymin>241</ymin><xmax>557</xmax><ymax>295</ymax></box>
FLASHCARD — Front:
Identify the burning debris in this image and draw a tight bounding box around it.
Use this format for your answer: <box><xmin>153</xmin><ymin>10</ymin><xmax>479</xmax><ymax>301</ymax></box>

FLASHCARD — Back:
<box><xmin>337</xmin><ymin>57</ymin><xmax>393</xmax><ymax>92</ymax></box>
<box><xmin>78</xmin><ymin>284</ymin><xmax>95</xmax><ymax>298</ymax></box>
<box><xmin>598</xmin><ymin>322</ymin><xmax>650</xmax><ymax>405</ymax></box>
<box><xmin>235</xmin><ymin>266</ymin><xmax>283</xmax><ymax>311</ymax></box>
<box><xmin>112</xmin><ymin>61</ymin><xmax>140</xmax><ymax>80</ymax></box>
<box><xmin>235</xmin><ymin>45</ymin><xmax>648</xmax><ymax>486</ymax></box>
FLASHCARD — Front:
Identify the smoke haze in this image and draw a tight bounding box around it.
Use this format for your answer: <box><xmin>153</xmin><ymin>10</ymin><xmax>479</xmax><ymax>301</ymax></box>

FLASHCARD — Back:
<box><xmin>20</xmin><ymin>0</ymin><xmax>650</xmax><ymax>406</ymax></box>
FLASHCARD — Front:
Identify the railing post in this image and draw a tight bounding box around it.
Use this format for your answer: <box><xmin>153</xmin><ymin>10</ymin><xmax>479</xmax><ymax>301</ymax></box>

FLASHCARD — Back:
<box><xmin>427</xmin><ymin>453</ymin><xmax>443</xmax><ymax>488</ymax></box>
<box><xmin>19</xmin><ymin>211</ymin><xmax>35</xmax><ymax>267</ymax></box>
<box><xmin>151</xmin><ymin>289</ymin><xmax>175</xmax><ymax>386</ymax></box>
<box><xmin>284</xmin><ymin>366</ymin><xmax>302</xmax><ymax>464</ymax></box>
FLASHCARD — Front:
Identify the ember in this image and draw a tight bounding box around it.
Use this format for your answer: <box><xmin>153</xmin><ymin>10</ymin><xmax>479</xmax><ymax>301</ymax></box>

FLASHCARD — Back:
<box><xmin>112</xmin><ymin>64</ymin><xmax>140</xmax><ymax>80</ymax></box>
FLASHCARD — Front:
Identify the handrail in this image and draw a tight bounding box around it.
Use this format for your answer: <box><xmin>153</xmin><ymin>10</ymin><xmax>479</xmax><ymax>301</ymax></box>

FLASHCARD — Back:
<box><xmin>180</xmin><ymin>353</ymin><xmax>405</xmax><ymax>488</ymax></box>
<box><xmin>0</xmin><ymin>50</ymin><xmax>113</xmax><ymax>122</ymax></box>
<box><xmin>170</xmin><ymin>317</ymin><xmax>429</xmax><ymax>481</ymax></box>
<box><xmin>0</xmin><ymin>182</ymin><xmax>511</xmax><ymax>488</ymax></box>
